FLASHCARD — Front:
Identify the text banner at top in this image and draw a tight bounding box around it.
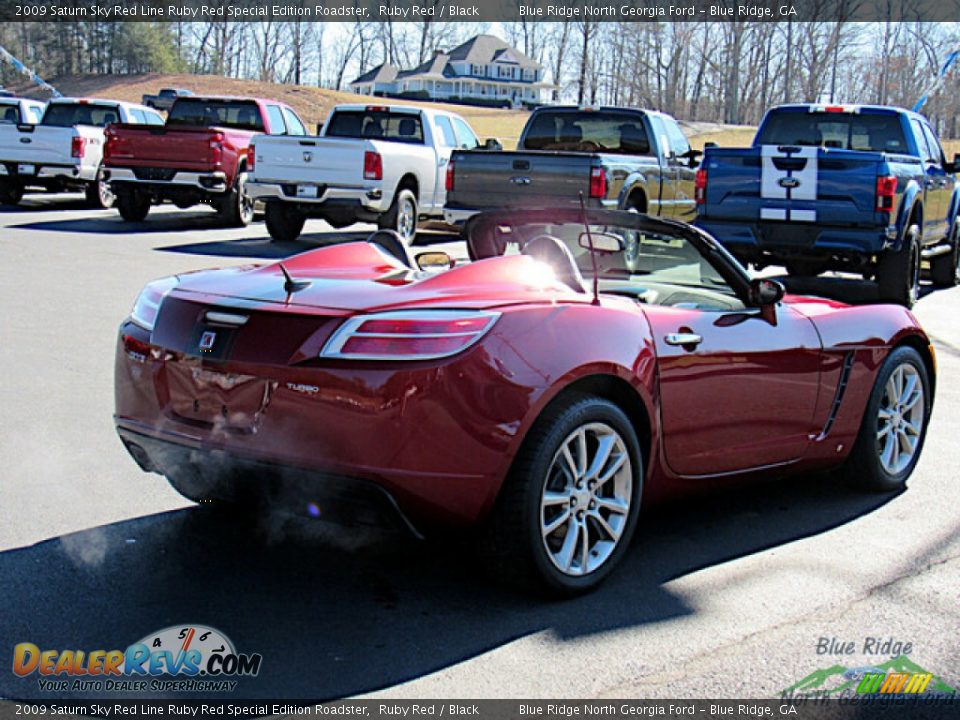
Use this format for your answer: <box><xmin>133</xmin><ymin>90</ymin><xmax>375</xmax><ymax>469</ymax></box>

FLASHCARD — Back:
<box><xmin>3</xmin><ymin>0</ymin><xmax>960</xmax><ymax>23</ymax></box>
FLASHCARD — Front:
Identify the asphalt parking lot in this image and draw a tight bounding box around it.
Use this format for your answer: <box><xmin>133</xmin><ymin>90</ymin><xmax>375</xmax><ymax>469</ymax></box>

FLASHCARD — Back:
<box><xmin>1</xmin><ymin>195</ymin><xmax>959</xmax><ymax>701</ymax></box>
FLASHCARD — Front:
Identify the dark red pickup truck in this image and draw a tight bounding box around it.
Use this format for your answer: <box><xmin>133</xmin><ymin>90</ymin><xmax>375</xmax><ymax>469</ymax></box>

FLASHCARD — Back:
<box><xmin>103</xmin><ymin>96</ymin><xmax>307</xmax><ymax>226</ymax></box>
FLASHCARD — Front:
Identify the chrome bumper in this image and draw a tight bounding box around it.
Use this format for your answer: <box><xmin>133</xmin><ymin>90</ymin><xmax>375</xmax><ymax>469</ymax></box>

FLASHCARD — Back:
<box><xmin>247</xmin><ymin>180</ymin><xmax>385</xmax><ymax>211</ymax></box>
<box><xmin>106</xmin><ymin>167</ymin><xmax>229</xmax><ymax>193</ymax></box>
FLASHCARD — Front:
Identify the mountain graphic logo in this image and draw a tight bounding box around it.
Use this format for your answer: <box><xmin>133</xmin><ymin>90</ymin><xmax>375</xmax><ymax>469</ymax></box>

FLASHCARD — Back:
<box><xmin>782</xmin><ymin>656</ymin><xmax>956</xmax><ymax>697</ymax></box>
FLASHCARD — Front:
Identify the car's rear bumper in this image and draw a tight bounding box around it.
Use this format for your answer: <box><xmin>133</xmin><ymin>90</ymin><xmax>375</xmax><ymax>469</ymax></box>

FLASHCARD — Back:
<box><xmin>247</xmin><ymin>179</ymin><xmax>386</xmax><ymax>211</ymax></box>
<box><xmin>696</xmin><ymin>218</ymin><xmax>896</xmax><ymax>259</ymax></box>
<box><xmin>106</xmin><ymin>167</ymin><xmax>229</xmax><ymax>193</ymax></box>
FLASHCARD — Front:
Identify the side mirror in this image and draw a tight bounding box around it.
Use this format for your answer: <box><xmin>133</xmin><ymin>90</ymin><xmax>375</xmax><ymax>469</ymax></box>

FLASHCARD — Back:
<box><xmin>416</xmin><ymin>251</ymin><xmax>454</xmax><ymax>272</ymax></box>
<box><xmin>316</xmin><ymin>123</ymin><xmax>324</xmax><ymax>136</ymax></box>
<box><xmin>949</xmin><ymin>153</ymin><xmax>960</xmax><ymax>173</ymax></box>
<box><xmin>703</xmin><ymin>141</ymin><xmax>718</xmax><ymax>149</ymax></box>
<box><xmin>484</xmin><ymin>137</ymin><xmax>502</xmax><ymax>151</ymax></box>
<box><xmin>682</xmin><ymin>148</ymin><xmax>703</xmax><ymax>169</ymax></box>
<box><xmin>748</xmin><ymin>278</ymin><xmax>785</xmax><ymax>306</ymax></box>
<box><xmin>578</xmin><ymin>232</ymin><xmax>623</xmax><ymax>253</ymax></box>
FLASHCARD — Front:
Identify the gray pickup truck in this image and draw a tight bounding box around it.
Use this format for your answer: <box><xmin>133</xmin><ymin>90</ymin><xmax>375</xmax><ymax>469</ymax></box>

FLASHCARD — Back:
<box><xmin>444</xmin><ymin>105</ymin><xmax>699</xmax><ymax>226</ymax></box>
<box><xmin>141</xmin><ymin>88</ymin><xmax>194</xmax><ymax>112</ymax></box>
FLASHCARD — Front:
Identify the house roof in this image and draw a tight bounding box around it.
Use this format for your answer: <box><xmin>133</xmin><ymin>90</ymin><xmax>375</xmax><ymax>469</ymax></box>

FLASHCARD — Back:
<box><xmin>396</xmin><ymin>53</ymin><xmax>450</xmax><ymax>80</ymax></box>
<box><xmin>351</xmin><ymin>62</ymin><xmax>398</xmax><ymax>85</ymax></box>
<box><xmin>448</xmin><ymin>34</ymin><xmax>542</xmax><ymax>70</ymax></box>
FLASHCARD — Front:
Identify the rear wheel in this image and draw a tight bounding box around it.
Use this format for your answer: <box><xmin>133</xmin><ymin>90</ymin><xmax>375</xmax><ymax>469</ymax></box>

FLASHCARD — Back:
<box><xmin>930</xmin><ymin>217</ymin><xmax>960</xmax><ymax>288</ymax></box>
<box><xmin>218</xmin><ymin>169</ymin><xmax>254</xmax><ymax>227</ymax></box>
<box><xmin>265</xmin><ymin>202</ymin><xmax>306</xmax><ymax>243</ymax></box>
<box><xmin>623</xmin><ymin>202</ymin><xmax>644</xmax><ymax>272</ymax></box>
<box><xmin>841</xmin><ymin>346</ymin><xmax>931</xmax><ymax>492</ymax></box>
<box><xmin>877</xmin><ymin>224</ymin><xmax>921</xmax><ymax>307</ymax></box>
<box><xmin>116</xmin><ymin>189</ymin><xmax>151</xmax><ymax>222</ymax></box>
<box><xmin>0</xmin><ymin>180</ymin><xmax>24</xmax><ymax>206</ymax></box>
<box><xmin>378</xmin><ymin>188</ymin><xmax>418</xmax><ymax>244</ymax></box>
<box><xmin>478</xmin><ymin>395</ymin><xmax>643</xmax><ymax>596</ymax></box>
<box><xmin>85</xmin><ymin>166</ymin><xmax>115</xmax><ymax>209</ymax></box>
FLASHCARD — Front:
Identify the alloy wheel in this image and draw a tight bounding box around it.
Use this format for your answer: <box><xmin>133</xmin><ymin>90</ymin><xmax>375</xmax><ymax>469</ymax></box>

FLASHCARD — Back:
<box><xmin>397</xmin><ymin>196</ymin><xmax>416</xmax><ymax>241</ymax></box>
<box><xmin>876</xmin><ymin>363</ymin><xmax>925</xmax><ymax>475</ymax></box>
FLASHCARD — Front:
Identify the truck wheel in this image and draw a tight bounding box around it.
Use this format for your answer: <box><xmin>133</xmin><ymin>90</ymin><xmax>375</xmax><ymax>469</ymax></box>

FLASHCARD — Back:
<box><xmin>877</xmin><ymin>224</ymin><xmax>921</xmax><ymax>308</ymax></box>
<box><xmin>85</xmin><ymin>167</ymin><xmax>115</xmax><ymax>209</ymax></box>
<box><xmin>378</xmin><ymin>188</ymin><xmax>418</xmax><ymax>244</ymax></box>
<box><xmin>930</xmin><ymin>217</ymin><xmax>960</xmax><ymax>288</ymax></box>
<box><xmin>265</xmin><ymin>202</ymin><xmax>306</xmax><ymax>243</ymax></box>
<box><xmin>116</xmin><ymin>190</ymin><xmax>151</xmax><ymax>222</ymax></box>
<box><xmin>0</xmin><ymin>180</ymin><xmax>24</xmax><ymax>206</ymax></box>
<box><xmin>219</xmin><ymin>170</ymin><xmax>254</xmax><ymax>227</ymax></box>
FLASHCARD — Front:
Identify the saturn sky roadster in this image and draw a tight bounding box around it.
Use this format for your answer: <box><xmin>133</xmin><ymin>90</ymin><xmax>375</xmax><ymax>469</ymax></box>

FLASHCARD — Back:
<box><xmin>115</xmin><ymin>208</ymin><xmax>935</xmax><ymax>594</ymax></box>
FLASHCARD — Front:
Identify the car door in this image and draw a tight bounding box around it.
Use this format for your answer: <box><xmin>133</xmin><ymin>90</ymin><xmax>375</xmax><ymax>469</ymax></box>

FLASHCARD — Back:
<box><xmin>661</xmin><ymin>116</ymin><xmax>698</xmax><ymax>222</ymax></box>
<box><xmin>433</xmin><ymin>115</ymin><xmax>459</xmax><ymax>209</ymax></box>
<box><xmin>919</xmin><ymin>122</ymin><xmax>951</xmax><ymax>241</ymax></box>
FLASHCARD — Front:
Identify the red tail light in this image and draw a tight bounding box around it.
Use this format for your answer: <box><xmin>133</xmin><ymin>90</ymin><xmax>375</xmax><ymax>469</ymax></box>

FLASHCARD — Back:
<box><xmin>209</xmin><ymin>132</ymin><xmax>224</xmax><ymax>166</ymax></box>
<box><xmin>589</xmin><ymin>167</ymin><xmax>606</xmax><ymax>198</ymax></box>
<box><xmin>364</xmin><ymin>151</ymin><xmax>382</xmax><ymax>181</ymax></box>
<box><xmin>445</xmin><ymin>159</ymin><xmax>455</xmax><ymax>192</ymax></box>
<box><xmin>876</xmin><ymin>175</ymin><xmax>897</xmax><ymax>212</ymax></box>
<box><xmin>695</xmin><ymin>168</ymin><xmax>707</xmax><ymax>204</ymax></box>
<box><xmin>71</xmin><ymin>136</ymin><xmax>86</xmax><ymax>159</ymax></box>
<box><xmin>321</xmin><ymin>311</ymin><xmax>500</xmax><ymax>361</ymax></box>
<box><xmin>247</xmin><ymin>144</ymin><xmax>256</xmax><ymax>172</ymax></box>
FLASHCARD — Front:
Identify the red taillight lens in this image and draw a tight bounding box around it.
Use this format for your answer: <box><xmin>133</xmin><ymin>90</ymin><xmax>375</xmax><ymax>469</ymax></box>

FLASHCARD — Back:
<box><xmin>695</xmin><ymin>168</ymin><xmax>707</xmax><ymax>204</ymax></box>
<box><xmin>209</xmin><ymin>132</ymin><xmax>224</xmax><ymax>165</ymax></box>
<box><xmin>876</xmin><ymin>175</ymin><xmax>897</xmax><ymax>212</ymax></box>
<box><xmin>445</xmin><ymin>159</ymin><xmax>455</xmax><ymax>192</ymax></box>
<box><xmin>364</xmin><ymin>151</ymin><xmax>382</xmax><ymax>181</ymax></box>
<box><xmin>247</xmin><ymin>145</ymin><xmax>256</xmax><ymax>172</ymax></box>
<box><xmin>589</xmin><ymin>167</ymin><xmax>606</xmax><ymax>198</ymax></box>
<box><xmin>321</xmin><ymin>311</ymin><xmax>500</xmax><ymax>361</ymax></box>
<box><xmin>71</xmin><ymin>136</ymin><xmax>86</xmax><ymax>159</ymax></box>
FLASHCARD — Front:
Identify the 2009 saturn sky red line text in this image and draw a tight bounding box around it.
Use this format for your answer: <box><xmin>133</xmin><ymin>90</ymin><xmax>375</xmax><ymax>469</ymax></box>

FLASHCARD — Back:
<box><xmin>114</xmin><ymin>209</ymin><xmax>936</xmax><ymax>594</ymax></box>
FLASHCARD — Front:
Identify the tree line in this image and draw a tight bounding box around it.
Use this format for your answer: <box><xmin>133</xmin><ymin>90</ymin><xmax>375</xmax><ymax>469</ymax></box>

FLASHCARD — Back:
<box><xmin>2</xmin><ymin>20</ymin><xmax>958</xmax><ymax>136</ymax></box>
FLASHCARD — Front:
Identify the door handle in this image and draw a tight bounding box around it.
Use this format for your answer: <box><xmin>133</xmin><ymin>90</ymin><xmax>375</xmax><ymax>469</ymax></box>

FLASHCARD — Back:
<box><xmin>665</xmin><ymin>332</ymin><xmax>703</xmax><ymax>347</ymax></box>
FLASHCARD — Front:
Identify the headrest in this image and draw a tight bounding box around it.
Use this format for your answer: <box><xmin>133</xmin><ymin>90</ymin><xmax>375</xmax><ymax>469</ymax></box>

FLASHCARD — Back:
<box><xmin>521</xmin><ymin>234</ymin><xmax>585</xmax><ymax>293</ymax></box>
<box><xmin>366</xmin><ymin>229</ymin><xmax>415</xmax><ymax>269</ymax></box>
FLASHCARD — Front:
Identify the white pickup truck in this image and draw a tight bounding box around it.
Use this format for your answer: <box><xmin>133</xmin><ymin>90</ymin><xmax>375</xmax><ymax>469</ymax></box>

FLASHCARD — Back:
<box><xmin>0</xmin><ymin>98</ymin><xmax>164</xmax><ymax>207</ymax></box>
<box><xmin>247</xmin><ymin>104</ymin><xmax>496</xmax><ymax>243</ymax></box>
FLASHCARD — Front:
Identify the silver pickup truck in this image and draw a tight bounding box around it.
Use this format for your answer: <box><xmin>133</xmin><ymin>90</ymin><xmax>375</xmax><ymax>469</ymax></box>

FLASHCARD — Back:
<box><xmin>444</xmin><ymin>106</ymin><xmax>700</xmax><ymax>227</ymax></box>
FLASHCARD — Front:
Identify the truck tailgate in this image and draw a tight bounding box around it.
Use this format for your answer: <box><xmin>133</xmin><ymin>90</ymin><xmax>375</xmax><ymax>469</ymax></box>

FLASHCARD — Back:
<box><xmin>105</xmin><ymin>125</ymin><xmax>222</xmax><ymax>170</ymax></box>
<box><xmin>252</xmin><ymin>136</ymin><xmax>371</xmax><ymax>186</ymax></box>
<box><xmin>0</xmin><ymin>125</ymin><xmax>87</xmax><ymax>166</ymax></box>
<box><xmin>701</xmin><ymin>145</ymin><xmax>888</xmax><ymax>225</ymax></box>
<box><xmin>447</xmin><ymin>151</ymin><xmax>595</xmax><ymax>209</ymax></box>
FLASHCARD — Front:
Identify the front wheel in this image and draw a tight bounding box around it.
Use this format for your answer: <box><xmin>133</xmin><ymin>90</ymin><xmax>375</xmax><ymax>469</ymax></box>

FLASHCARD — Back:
<box><xmin>930</xmin><ymin>218</ymin><xmax>960</xmax><ymax>288</ymax></box>
<box><xmin>0</xmin><ymin>180</ymin><xmax>24</xmax><ymax>206</ymax></box>
<box><xmin>265</xmin><ymin>202</ymin><xmax>306</xmax><ymax>243</ymax></box>
<box><xmin>85</xmin><ymin>167</ymin><xmax>115</xmax><ymax>209</ymax></box>
<box><xmin>841</xmin><ymin>346</ymin><xmax>931</xmax><ymax>492</ymax></box>
<box><xmin>876</xmin><ymin>224</ymin><xmax>921</xmax><ymax>307</ymax></box>
<box><xmin>478</xmin><ymin>395</ymin><xmax>643</xmax><ymax>596</ymax></box>
<box><xmin>378</xmin><ymin>188</ymin><xmax>418</xmax><ymax>244</ymax></box>
<box><xmin>116</xmin><ymin>190</ymin><xmax>151</xmax><ymax>222</ymax></box>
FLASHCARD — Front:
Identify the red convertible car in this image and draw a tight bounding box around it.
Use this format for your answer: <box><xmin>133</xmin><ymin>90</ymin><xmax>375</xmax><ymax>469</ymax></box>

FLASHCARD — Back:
<box><xmin>115</xmin><ymin>209</ymin><xmax>935</xmax><ymax>594</ymax></box>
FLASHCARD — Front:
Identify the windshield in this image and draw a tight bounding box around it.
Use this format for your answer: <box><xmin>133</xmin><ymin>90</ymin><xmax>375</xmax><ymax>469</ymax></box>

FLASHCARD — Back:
<box><xmin>167</xmin><ymin>99</ymin><xmax>264</xmax><ymax>131</ymax></box>
<box><xmin>522</xmin><ymin>110</ymin><xmax>652</xmax><ymax>154</ymax></box>
<box><xmin>325</xmin><ymin>110</ymin><xmax>424</xmax><ymax>144</ymax></box>
<box><xmin>757</xmin><ymin>111</ymin><xmax>908</xmax><ymax>153</ymax></box>
<box><xmin>42</xmin><ymin>103</ymin><xmax>120</xmax><ymax>127</ymax></box>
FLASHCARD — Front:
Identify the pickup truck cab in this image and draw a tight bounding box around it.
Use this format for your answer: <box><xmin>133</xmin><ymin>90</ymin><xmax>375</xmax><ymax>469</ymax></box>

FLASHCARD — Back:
<box><xmin>444</xmin><ymin>105</ymin><xmax>699</xmax><ymax>229</ymax></box>
<box><xmin>142</xmin><ymin>88</ymin><xmax>194</xmax><ymax>112</ymax></box>
<box><xmin>0</xmin><ymin>98</ymin><xmax>163</xmax><ymax>207</ymax></box>
<box><xmin>248</xmin><ymin>104</ymin><xmax>488</xmax><ymax>243</ymax></box>
<box><xmin>0</xmin><ymin>97</ymin><xmax>45</xmax><ymax>126</ymax></box>
<box><xmin>104</xmin><ymin>96</ymin><xmax>308</xmax><ymax>226</ymax></box>
<box><xmin>696</xmin><ymin>103</ymin><xmax>960</xmax><ymax>306</ymax></box>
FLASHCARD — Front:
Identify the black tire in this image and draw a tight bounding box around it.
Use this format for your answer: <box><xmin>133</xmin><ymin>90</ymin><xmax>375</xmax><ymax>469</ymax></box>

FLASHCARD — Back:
<box><xmin>378</xmin><ymin>188</ymin><xmax>418</xmax><ymax>244</ymax></box>
<box><xmin>218</xmin><ymin>168</ymin><xmax>254</xmax><ymax>227</ymax></box>
<box><xmin>85</xmin><ymin>167</ymin><xmax>115</xmax><ymax>209</ymax></box>
<box><xmin>477</xmin><ymin>395</ymin><xmax>644</xmax><ymax>596</ymax></box>
<box><xmin>876</xmin><ymin>224</ymin><xmax>921</xmax><ymax>307</ymax></box>
<box><xmin>930</xmin><ymin>218</ymin><xmax>960</xmax><ymax>288</ymax></box>
<box><xmin>265</xmin><ymin>202</ymin><xmax>306</xmax><ymax>243</ymax></box>
<box><xmin>841</xmin><ymin>346</ymin><xmax>931</xmax><ymax>493</ymax></box>
<box><xmin>116</xmin><ymin>190</ymin><xmax>151</xmax><ymax>222</ymax></box>
<box><xmin>0</xmin><ymin>180</ymin><xmax>24</xmax><ymax>206</ymax></box>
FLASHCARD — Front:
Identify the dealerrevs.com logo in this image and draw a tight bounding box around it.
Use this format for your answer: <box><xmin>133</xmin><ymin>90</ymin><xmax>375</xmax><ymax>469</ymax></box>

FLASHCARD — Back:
<box><xmin>12</xmin><ymin>625</ymin><xmax>262</xmax><ymax>693</ymax></box>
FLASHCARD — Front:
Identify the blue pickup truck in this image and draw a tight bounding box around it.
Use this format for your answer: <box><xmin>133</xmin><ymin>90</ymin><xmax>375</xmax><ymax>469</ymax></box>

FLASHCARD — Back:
<box><xmin>695</xmin><ymin>103</ymin><xmax>960</xmax><ymax>306</ymax></box>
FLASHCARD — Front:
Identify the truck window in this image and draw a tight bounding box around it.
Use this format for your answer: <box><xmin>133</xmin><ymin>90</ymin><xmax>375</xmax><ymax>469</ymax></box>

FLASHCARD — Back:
<box><xmin>42</xmin><ymin>103</ymin><xmax>121</xmax><ymax>127</ymax></box>
<box><xmin>757</xmin><ymin>111</ymin><xmax>908</xmax><ymax>153</ymax></box>
<box><xmin>920</xmin><ymin>123</ymin><xmax>944</xmax><ymax>165</ymax></box>
<box><xmin>0</xmin><ymin>103</ymin><xmax>18</xmax><ymax>124</ymax></box>
<box><xmin>522</xmin><ymin>110</ymin><xmax>652</xmax><ymax>155</ymax></box>
<box><xmin>434</xmin><ymin>116</ymin><xmax>458</xmax><ymax>147</ymax></box>
<box><xmin>129</xmin><ymin>109</ymin><xmax>147</xmax><ymax>124</ymax></box>
<box><xmin>452</xmin><ymin>117</ymin><xmax>481</xmax><ymax>149</ymax></box>
<box><xmin>145</xmin><ymin>111</ymin><xmax>164</xmax><ymax>126</ymax></box>
<box><xmin>281</xmin><ymin>107</ymin><xmax>307</xmax><ymax>136</ymax></box>
<box><xmin>265</xmin><ymin>105</ymin><xmax>286</xmax><ymax>135</ymax></box>
<box><xmin>28</xmin><ymin>106</ymin><xmax>43</xmax><ymax>123</ymax></box>
<box><xmin>166</xmin><ymin>99</ymin><xmax>265</xmax><ymax>131</ymax></box>
<box><xmin>325</xmin><ymin>110</ymin><xmax>424</xmax><ymax>144</ymax></box>
<box><xmin>662</xmin><ymin>118</ymin><xmax>691</xmax><ymax>158</ymax></box>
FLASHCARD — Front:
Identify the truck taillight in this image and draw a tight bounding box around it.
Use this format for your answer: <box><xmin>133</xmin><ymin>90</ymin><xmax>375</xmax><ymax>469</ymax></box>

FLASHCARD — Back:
<box><xmin>247</xmin><ymin>145</ymin><xmax>256</xmax><ymax>172</ymax></box>
<box><xmin>445</xmin><ymin>159</ymin><xmax>455</xmax><ymax>192</ymax></box>
<box><xmin>71</xmin><ymin>136</ymin><xmax>86</xmax><ymax>159</ymax></box>
<box><xmin>589</xmin><ymin>167</ymin><xmax>606</xmax><ymax>199</ymax></box>
<box><xmin>364</xmin><ymin>151</ymin><xmax>382</xmax><ymax>181</ymax></box>
<box><xmin>876</xmin><ymin>175</ymin><xmax>897</xmax><ymax>212</ymax></box>
<box><xmin>209</xmin><ymin>132</ymin><xmax>224</xmax><ymax>165</ymax></box>
<box><xmin>695</xmin><ymin>168</ymin><xmax>707</xmax><ymax>204</ymax></box>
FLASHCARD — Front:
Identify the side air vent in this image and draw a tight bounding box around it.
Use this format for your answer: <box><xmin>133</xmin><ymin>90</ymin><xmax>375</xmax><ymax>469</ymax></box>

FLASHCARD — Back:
<box><xmin>817</xmin><ymin>351</ymin><xmax>855</xmax><ymax>440</ymax></box>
